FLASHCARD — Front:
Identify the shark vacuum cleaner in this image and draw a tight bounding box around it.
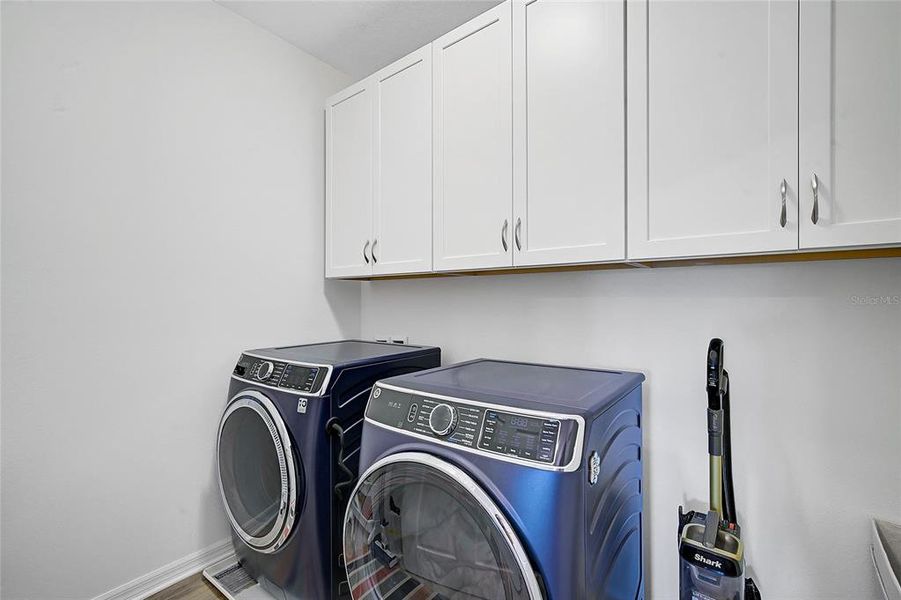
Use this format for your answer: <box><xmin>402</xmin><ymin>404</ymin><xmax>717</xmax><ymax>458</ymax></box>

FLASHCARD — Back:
<box><xmin>678</xmin><ymin>338</ymin><xmax>761</xmax><ymax>600</ymax></box>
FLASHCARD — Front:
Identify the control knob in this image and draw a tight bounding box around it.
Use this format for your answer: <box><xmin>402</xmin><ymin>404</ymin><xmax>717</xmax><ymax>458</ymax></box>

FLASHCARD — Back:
<box><xmin>256</xmin><ymin>361</ymin><xmax>274</xmax><ymax>381</ymax></box>
<box><xmin>428</xmin><ymin>403</ymin><xmax>458</xmax><ymax>437</ymax></box>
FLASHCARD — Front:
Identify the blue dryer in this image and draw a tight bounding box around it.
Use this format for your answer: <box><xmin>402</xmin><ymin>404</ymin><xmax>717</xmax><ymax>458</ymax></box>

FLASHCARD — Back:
<box><xmin>213</xmin><ymin>341</ymin><xmax>440</xmax><ymax>600</ymax></box>
<box><xmin>342</xmin><ymin>359</ymin><xmax>644</xmax><ymax>600</ymax></box>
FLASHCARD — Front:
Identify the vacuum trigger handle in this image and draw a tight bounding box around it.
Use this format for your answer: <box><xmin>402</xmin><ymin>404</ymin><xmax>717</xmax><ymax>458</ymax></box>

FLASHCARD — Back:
<box><xmin>706</xmin><ymin>339</ymin><xmax>726</xmax><ymax>458</ymax></box>
<box><xmin>707</xmin><ymin>338</ymin><xmax>725</xmax><ymax>410</ymax></box>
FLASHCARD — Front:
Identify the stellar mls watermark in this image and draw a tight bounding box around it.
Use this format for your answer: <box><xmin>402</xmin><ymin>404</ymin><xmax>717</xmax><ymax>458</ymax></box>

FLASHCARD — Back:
<box><xmin>849</xmin><ymin>295</ymin><xmax>901</xmax><ymax>306</ymax></box>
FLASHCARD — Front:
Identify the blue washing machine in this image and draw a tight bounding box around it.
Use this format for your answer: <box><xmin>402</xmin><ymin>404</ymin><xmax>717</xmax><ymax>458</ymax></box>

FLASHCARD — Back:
<box><xmin>342</xmin><ymin>359</ymin><xmax>644</xmax><ymax>600</ymax></box>
<box><xmin>208</xmin><ymin>341</ymin><xmax>440</xmax><ymax>600</ymax></box>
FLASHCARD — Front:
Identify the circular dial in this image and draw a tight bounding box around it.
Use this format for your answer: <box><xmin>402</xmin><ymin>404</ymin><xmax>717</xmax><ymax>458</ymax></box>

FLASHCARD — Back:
<box><xmin>256</xmin><ymin>361</ymin><xmax>274</xmax><ymax>381</ymax></box>
<box><xmin>428</xmin><ymin>403</ymin><xmax>458</xmax><ymax>437</ymax></box>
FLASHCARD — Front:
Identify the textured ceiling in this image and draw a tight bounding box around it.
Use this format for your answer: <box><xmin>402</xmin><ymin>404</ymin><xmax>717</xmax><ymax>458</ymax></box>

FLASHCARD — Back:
<box><xmin>218</xmin><ymin>0</ymin><xmax>502</xmax><ymax>78</ymax></box>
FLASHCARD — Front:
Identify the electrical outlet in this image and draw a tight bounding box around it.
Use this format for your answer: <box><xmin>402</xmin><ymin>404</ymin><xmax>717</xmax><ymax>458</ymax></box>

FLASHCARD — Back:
<box><xmin>374</xmin><ymin>335</ymin><xmax>408</xmax><ymax>344</ymax></box>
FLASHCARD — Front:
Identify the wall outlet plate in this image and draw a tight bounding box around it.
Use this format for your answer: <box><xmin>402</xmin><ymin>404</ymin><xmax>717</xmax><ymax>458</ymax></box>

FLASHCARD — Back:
<box><xmin>374</xmin><ymin>336</ymin><xmax>407</xmax><ymax>345</ymax></box>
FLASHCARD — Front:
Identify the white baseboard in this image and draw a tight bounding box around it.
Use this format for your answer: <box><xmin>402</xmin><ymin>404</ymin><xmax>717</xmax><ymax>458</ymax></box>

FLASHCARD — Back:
<box><xmin>92</xmin><ymin>538</ymin><xmax>235</xmax><ymax>600</ymax></box>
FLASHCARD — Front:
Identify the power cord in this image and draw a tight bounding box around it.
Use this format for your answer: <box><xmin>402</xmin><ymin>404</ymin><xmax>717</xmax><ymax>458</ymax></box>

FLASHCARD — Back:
<box><xmin>326</xmin><ymin>418</ymin><xmax>356</xmax><ymax>502</ymax></box>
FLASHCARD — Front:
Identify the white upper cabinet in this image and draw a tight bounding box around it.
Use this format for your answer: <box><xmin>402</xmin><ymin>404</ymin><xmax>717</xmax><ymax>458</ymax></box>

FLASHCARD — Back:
<box><xmin>799</xmin><ymin>0</ymin><xmax>901</xmax><ymax>249</ymax></box>
<box><xmin>325</xmin><ymin>0</ymin><xmax>901</xmax><ymax>279</ymax></box>
<box><xmin>326</xmin><ymin>46</ymin><xmax>432</xmax><ymax>278</ymax></box>
<box><xmin>626</xmin><ymin>0</ymin><xmax>799</xmax><ymax>260</ymax></box>
<box><xmin>326</xmin><ymin>81</ymin><xmax>374</xmax><ymax>278</ymax></box>
<box><xmin>512</xmin><ymin>0</ymin><xmax>625</xmax><ymax>266</ymax></box>
<box><xmin>433</xmin><ymin>1</ymin><xmax>514</xmax><ymax>272</ymax></box>
<box><xmin>372</xmin><ymin>46</ymin><xmax>433</xmax><ymax>275</ymax></box>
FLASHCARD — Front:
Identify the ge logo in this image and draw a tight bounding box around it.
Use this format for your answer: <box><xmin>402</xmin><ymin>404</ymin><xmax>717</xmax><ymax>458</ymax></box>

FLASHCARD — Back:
<box><xmin>296</xmin><ymin>398</ymin><xmax>308</xmax><ymax>414</ymax></box>
<box><xmin>373</xmin><ymin>388</ymin><xmax>381</xmax><ymax>398</ymax></box>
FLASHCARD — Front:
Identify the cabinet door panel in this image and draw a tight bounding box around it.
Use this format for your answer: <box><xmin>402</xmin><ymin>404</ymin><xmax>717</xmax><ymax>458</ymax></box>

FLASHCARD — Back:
<box><xmin>800</xmin><ymin>0</ymin><xmax>901</xmax><ymax>248</ymax></box>
<box><xmin>627</xmin><ymin>0</ymin><xmax>798</xmax><ymax>260</ymax></box>
<box><xmin>373</xmin><ymin>47</ymin><xmax>433</xmax><ymax>275</ymax></box>
<box><xmin>513</xmin><ymin>0</ymin><xmax>625</xmax><ymax>266</ymax></box>
<box><xmin>433</xmin><ymin>1</ymin><xmax>513</xmax><ymax>272</ymax></box>
<box><xmin>326</xmin><ymin>82</ymin><xmax>373</xmax><ymax>278</ymax></box>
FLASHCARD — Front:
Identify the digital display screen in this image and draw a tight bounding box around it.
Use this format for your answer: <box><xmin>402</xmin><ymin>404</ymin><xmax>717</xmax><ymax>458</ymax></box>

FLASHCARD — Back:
<box><xmin>480</xmin><ymin>410</ymin><xmax>559</xmax><ymax>462</ymax></box>
<box><xmin>284</xmin><ymin>368</ymin><xmax>312</xmax><ymax>386</ymax></box>
<box><xmin>495</xmin><ymin>413</ymin><xmax>542</xmax><ymax>437</ymax></box>
<box><xmin>280</xmin><ymin>366</ymin><xmax>318</xmax><ymax>391</ymax></box>
<box><xmin>509</xmin><ymin>415</ymin><xmax>530</xmax><ymax>429</ymax></box>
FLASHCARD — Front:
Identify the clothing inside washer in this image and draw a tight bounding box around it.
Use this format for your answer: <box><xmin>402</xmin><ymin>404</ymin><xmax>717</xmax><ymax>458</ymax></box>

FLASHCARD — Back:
<box><xmin>344</xmin><ymin>462</ymin><xmax>531</xmax><ymax>600</ymax></box>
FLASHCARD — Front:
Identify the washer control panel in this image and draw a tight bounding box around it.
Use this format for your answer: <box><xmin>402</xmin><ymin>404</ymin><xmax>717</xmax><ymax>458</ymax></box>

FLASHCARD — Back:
<box><xmin>479</xmin><ymin>409</ymin><xmax>560</xmax><ymax>463</ymax></box>
<box><xmin>367</xmin><ymin>385</ymin><xmax>580</xmax><ymax>468</ymax></box>
<box><xmin>233</xmin><ymin>354</ymin><xmax>326</xmax><ymax>394</ymax></box>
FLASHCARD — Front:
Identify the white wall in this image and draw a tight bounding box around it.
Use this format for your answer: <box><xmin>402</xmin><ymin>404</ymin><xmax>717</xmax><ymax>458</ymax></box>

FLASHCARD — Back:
<box><xmin>361</xmin><ymin>258</ymin><xmax>901</xmax><ymax>600</ymax></box>
<box><xmin>0</xmin><ymin>2</ymin><xmax>359</xmax><ymax>598</ymax></box>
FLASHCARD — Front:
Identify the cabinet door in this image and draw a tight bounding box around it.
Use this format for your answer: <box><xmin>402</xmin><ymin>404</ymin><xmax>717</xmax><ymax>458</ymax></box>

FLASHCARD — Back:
<box><xmin>800</xmin><ymin>1</ymin><xmax>901</xmax><ymax>249</ymax></box>
<box><xmin>326</xmin><ymin>81</ymin><xmax>373</xmax><ymax>278</ymax></box>
<box><xmin>627</xmin><ymin>0</ymin><xmax>799</xmax><ymax>260</ymax></box>
<box><xmin>513</xmin><ymin>0</ymin><xmax>625</xmax><ymax>266</ymax></box>
<box><xmin>372</xmin><ymin>46</ymin><xmax>433</xmax><ymax>276</ymax></box>
<box><xmin>433</xmin><ymin>1</ymin><xmax>513</xmax><ymax>272</ymax></box>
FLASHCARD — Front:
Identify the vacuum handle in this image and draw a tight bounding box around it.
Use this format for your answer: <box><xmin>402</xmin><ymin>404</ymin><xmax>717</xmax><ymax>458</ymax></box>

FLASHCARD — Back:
<box><xmin>707</xmin><ymin>338</ymin><xmax>725</xmax><ymax>410</ymax></box>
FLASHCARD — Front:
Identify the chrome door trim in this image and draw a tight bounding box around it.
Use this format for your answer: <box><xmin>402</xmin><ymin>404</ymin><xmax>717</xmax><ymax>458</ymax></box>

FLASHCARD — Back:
<box><xmin>344</xmin><ymin>451</ymin><xmax>545</xmax><ymax>600</ymax></box>
<box><xmin>217</xmin><ymin>390</ymin><xmax>298</xmax><ymax>553</ymax></box>
<box><xmin>366</xmin><ymin>382</ymin><xmax>586</xmax><ymax>472</ymax></box>
<box><xmin>241</xmin><ymin>352</ymin><xmax>334</xmax><ymax>396</ymax></box>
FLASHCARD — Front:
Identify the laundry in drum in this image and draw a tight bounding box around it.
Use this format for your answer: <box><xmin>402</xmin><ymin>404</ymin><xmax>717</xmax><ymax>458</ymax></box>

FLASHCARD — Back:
<box><xmin>344</xmin><ymin>459</ymin><xmax>535</xmax><ymax>600</ymax></box>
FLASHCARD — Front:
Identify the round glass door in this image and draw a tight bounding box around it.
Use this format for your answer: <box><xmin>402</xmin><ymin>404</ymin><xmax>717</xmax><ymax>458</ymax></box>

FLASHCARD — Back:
<box><xmin>343</xmin><ymin>452</ymin><xmax>543</xmax><ymax>600</ymax></box>
<box><xmin>217</xmin><ymin>390</ymin><xmax>301</xmax><ymax>553</ymax></box>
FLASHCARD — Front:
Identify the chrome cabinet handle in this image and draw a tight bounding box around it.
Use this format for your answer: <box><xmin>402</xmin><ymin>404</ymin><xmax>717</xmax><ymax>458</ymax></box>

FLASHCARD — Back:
<box><xmin>362</xmin><ymin>240</ymin><xmax>370</xmax><ymax>264</ymax></box>
<box><xmin>810</xmin><ymin>173</ymin><xmax>819</xmax><ymax>225</ymax></box>
<box><xmin>371</xmin><ymin>239</ymin><xmax>378</xmax><ymax>263</ymax></box>
<box><xmin>779</xmin><ymin>179</ymin><xmax>787</xmax><ymax>228</ymax></box>
<box><xmin>501</xmin><ymin>220</ymin><xmax>509</xmax><ymax>252</ymax></box>
<box><xmin>514</xmin><ymin>218</ymin><xmax>522</xmax><ymax>251</ymax></box>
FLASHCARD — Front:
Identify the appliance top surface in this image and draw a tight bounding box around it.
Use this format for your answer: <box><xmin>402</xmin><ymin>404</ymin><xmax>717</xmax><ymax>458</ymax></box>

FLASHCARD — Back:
<box><xmin>247</xmin><ymin>340</ymin><xmax>438</xmax><ymax>367</ymax></box>
<box><xmin>380</xmin><ymin>358</ymin><xmax>644</xmax><ymax>415</ymax></box>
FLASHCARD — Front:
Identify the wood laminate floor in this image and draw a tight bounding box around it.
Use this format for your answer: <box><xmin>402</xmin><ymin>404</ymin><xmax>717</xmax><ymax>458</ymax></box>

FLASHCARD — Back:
<box><xmin>148</xmin><ymin>573</ymin><xmax>226</xmax><ymax>600</ymax></box>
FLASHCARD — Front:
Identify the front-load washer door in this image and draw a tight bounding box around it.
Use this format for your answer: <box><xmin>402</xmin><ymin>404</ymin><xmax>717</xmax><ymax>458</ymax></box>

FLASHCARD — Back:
<box><xmin>217</xmin><ymin>390</ymin><xmax>302</xmax><ymax>554</ymax></box>
<box><xmin>343</xmin><ymin>452</ymin><xmax>543</xmax><ymax>600</ymax></box>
